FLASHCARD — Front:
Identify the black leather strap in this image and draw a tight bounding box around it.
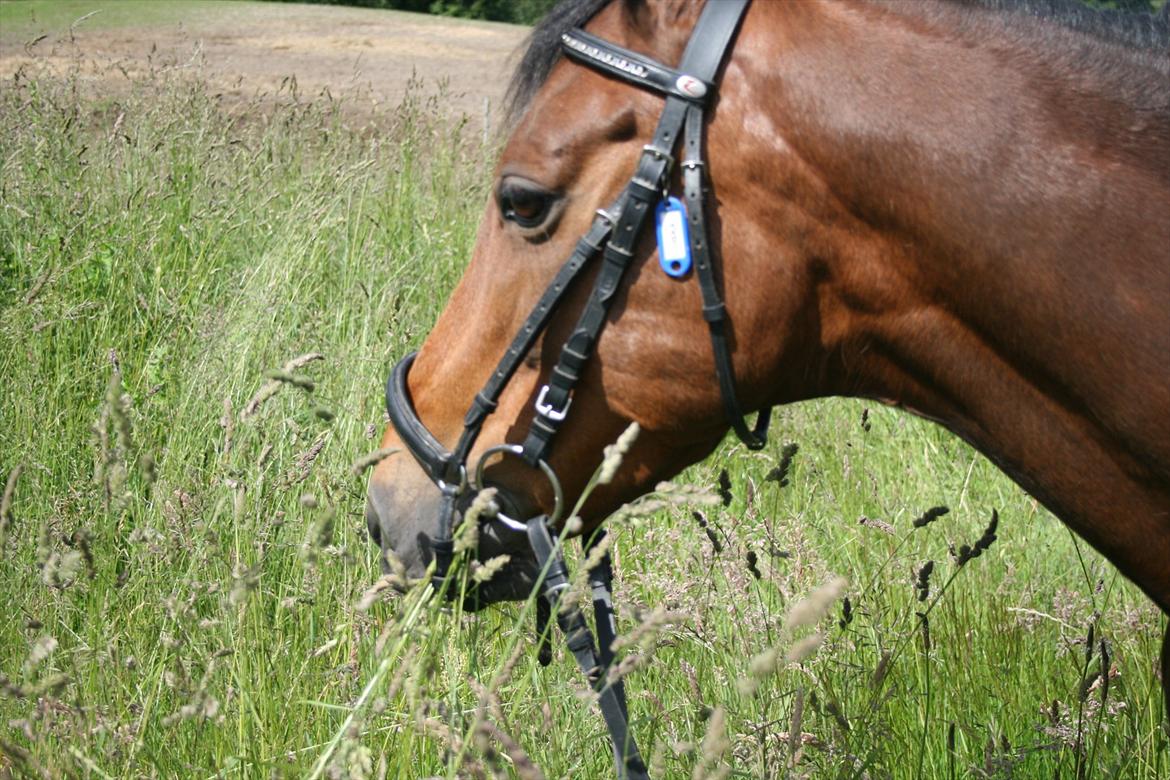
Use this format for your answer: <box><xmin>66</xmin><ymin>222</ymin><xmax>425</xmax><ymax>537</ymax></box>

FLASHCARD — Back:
<box><xmin>521</xmin><ymin>103</ymin><xmax>684</xmax><ymax>465</ymax></box>
<box><xmin>449</xmin><ymin>198</ymin><xmax>623</xmax><ymax>467</ymax></box>
<box><xmin>527</xmin><ymin>519</ymin><xmax>647</xmax><ymax>780</ymax></box>
<box><xmin>382</xmin><ymin>4</ymin><xmax>756</xmax><ymax>779</ymax></box>
<box><xmin>521</xmin><ymin>0</ymin><xmax>754</xmax><ymax>464</ymax></box>
<box><xmin>561</xmin><ymin>30</ymin><xmax>713</xmax><ymax>103</ymax></box>
<box><xmin>682</xmin><ymin>104</ymin><xmax>771</xmax><ymax>449</ymax></box>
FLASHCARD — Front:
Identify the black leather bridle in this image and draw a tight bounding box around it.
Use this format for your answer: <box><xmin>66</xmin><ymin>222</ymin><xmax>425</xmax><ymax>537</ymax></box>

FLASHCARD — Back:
<box><xmin>383</xmin><ymin>2</ymin><xmax>762</xmax><ymax>777</ymax></box>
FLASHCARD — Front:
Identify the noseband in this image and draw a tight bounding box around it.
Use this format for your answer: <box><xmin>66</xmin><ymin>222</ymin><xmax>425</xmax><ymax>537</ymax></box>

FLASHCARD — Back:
<box><xmin>384</xmin><ymin>2</ymin><xmax>758</xmax><ymax>777</ymax></box>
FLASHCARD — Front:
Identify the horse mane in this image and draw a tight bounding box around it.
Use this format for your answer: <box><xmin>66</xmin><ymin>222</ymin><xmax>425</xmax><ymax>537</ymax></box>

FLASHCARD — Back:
<box><xmin>505</xmin><ymin>0</ymin><xmax>613</xmax><ymax>123</ymax></box>
<box><xmin>505</xmin><ymin>0</ymin><xmax>1169</xmax><ymax>124</ymax></box>
<box><xmin>952</xmin><ymin>0</ymin><xmax>1169</xmax><ymax>52</ymax></box>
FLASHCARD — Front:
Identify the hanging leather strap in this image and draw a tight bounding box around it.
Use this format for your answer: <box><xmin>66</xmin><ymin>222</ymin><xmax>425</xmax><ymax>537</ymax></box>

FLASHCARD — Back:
<box><xmin>527</xmin><ymin>518</ymin><xmax>647</xmax><ymax>780</ymax></box>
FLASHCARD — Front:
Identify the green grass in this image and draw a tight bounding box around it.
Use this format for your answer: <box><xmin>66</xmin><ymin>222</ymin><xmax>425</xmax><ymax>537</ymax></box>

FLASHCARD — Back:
<box><xmin>1</xmin><ymin>45</ymin><xmax>1167</xmax><ymax>780</ymax></box>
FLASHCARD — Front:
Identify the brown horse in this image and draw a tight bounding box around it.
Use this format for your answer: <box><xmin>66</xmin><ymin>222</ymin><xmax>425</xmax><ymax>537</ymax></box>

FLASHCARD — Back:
<box><xmin>366</xmin><ymin>0</ymin><xmax>1170</xmax><ymax>706</ymax></box>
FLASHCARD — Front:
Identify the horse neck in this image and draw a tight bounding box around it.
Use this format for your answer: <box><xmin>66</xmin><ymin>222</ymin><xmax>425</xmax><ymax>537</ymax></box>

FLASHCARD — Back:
<box><xmin>732</xmin><ymin>0</ymin><xmax>1170</xmax><ymax>607</ymax></box>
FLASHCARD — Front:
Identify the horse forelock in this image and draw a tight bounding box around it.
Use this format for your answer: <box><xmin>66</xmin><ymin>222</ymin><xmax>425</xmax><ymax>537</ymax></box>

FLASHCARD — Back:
<box><xmin>505</xmin><ymin>0</ymin><xmax>617</xmax><ymax>125</ymax></box>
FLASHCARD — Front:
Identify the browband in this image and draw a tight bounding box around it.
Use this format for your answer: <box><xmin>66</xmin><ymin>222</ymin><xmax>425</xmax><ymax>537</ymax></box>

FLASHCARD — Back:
<box><xmin>561</xmin><ymin>30</ymin><xmax>714</xmax><ymax>102</ymax></box>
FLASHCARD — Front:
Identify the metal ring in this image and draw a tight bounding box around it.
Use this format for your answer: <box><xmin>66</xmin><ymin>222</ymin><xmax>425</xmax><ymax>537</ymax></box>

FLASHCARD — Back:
<box><xmin>436</xmin><ymin>464</ymin><xmax>468</xmax><ymax>496</ymax></box>
<box><xmin>472</xmin><ymin>444</ymin><xmax>564</xmax><ymax>527</ymax></box>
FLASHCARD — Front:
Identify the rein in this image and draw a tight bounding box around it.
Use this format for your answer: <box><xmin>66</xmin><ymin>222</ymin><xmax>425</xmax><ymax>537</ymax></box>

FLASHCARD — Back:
<box><xmin>384</xmin><ymin>2</ymin><xmax>758</xmax><ymax>776</ymax></box>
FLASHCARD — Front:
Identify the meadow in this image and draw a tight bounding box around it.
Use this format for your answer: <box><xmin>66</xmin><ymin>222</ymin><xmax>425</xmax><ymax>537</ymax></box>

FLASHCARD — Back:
<box><xmin>1</xmin><ymin>12</ymin><xmax>1166</xmax><ymax>779</ymax></box>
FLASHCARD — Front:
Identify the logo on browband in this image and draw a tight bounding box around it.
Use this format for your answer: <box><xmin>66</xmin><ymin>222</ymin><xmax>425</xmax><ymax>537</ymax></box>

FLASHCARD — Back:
<box><xmin>676</xmin><ymin>75</ymin><xmax>707</xmax><ymax>99</ymax></box>
<box><xmin>562</xmin><ymin>33</ymin><xmax>649</xmax><ymax>79</ymax></box>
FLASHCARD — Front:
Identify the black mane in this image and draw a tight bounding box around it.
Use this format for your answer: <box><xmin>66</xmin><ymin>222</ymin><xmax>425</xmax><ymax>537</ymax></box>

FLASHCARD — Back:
<box><xmin>506</xmin><ymin>0</ymin><xmax>1168</xmax><ymax>122</ymax></box>
<box><xmin>505</xmin><ymin>0</ymin><xmax>612</xmax><ymax>122</ymax></box>
<box><xmin>960</xmin><ymin>0</ymin><xmax>1169</xmax><ymax>51</ymax></box>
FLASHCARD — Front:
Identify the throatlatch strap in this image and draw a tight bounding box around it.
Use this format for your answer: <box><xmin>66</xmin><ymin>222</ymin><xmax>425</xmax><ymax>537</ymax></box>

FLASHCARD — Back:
<box><xmin>681</xmin><ymin>105</ymin><xmax>771</xmax><ymax>449</ymax></box>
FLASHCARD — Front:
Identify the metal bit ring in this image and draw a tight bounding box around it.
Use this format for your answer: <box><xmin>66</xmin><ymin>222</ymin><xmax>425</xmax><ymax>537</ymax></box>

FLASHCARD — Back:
<box><xmin>472</xmin><ymin>444</ymin><xmax>564</xmax><ymax>527</ymax></box>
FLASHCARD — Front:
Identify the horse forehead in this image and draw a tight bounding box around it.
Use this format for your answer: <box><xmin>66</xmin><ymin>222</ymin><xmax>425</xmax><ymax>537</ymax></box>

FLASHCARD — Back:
<box><xmin>501</xmin><ymin>91</ymin><xmax>643</xmax><ymax>191</ymax></box>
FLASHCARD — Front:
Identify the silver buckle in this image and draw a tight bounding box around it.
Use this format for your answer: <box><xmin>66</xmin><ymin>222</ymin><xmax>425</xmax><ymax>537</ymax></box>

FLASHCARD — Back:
<box><xmin>534</xmin><ymin>384</ymin><xmax>570</xmax><ymax>422</ymax></box>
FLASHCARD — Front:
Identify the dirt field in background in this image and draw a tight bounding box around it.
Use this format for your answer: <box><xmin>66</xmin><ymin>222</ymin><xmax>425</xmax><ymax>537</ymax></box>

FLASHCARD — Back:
<box><xmin>0</xmin><ymin>2</ymin><xmax>530</xmax><ymax>121</ymax></box>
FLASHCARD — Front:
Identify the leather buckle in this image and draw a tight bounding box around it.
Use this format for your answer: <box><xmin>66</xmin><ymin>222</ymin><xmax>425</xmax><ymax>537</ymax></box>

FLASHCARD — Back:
<box><xmin>534</xmin><ymin>384</ymin><xmax>571</xmax><ymax>422</ymax></box>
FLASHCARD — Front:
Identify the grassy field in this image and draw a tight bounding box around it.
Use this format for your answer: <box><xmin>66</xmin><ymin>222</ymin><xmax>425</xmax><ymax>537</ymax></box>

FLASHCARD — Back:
<box><xmin>1</xmin><ymin>25</ymin><xmax>1167</xmax><ymax>780</ymax></box>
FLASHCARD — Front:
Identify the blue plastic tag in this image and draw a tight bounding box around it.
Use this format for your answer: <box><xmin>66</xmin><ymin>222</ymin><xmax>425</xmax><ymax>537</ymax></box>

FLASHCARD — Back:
<box><xmin>655</xmin><ymin>196</ymin><xmax>692</xmax><ymax>278</ymax></box>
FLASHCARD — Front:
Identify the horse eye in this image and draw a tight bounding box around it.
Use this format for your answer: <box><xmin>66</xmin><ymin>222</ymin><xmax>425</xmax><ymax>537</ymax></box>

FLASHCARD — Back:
<box><xmin>497</xmin><ymin>178</ymin><xmax>556</xmax><ymax>229</ymax></box>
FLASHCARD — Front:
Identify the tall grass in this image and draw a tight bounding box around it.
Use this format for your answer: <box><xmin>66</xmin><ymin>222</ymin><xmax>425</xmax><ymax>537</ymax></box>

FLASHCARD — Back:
<box><xmin>1</xmin><ymin>49</ymin><xmax>1166</xmax><ymax>779</ymax></box>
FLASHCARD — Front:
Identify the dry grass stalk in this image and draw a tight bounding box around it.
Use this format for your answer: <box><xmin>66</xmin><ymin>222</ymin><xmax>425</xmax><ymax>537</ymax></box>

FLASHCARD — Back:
<box><xmin>785</xmin><ymin>632</ymin><xmax>825</xmax><ymax>664</ymax></box>
<box><xmin>788</xmin><ymin>686</ymin><xmax>805</xmax><ymax>764</ymax></box>
<box><xmin>94</xmin><ymin>367</ymin><xmax>134</xmax><ymax>509</ymax></box>
<box><xmin>649</xmin><ymin>738</ymin><xmax>669</xmax><ymax>780</ymax></box>
<box><xmin>287</xmin><ymin>430</ymin><xmax>329</xmax><ymax>486</ymax></box>
<box><xmin>240</xmin><ymin>352</ymin><xmax>324</xmax><ymax>419</ymax></box>
<box><xmin>609</xmin><ymin>482</ymin><xmax>721</xmax><ymax>526</ymax></box>
<box><xmin>558</xmin><ymin>530</ymin><xmax>614</xmax><ymax>615</ymax></box>
<box><xmin>784</xmin><ymin>577</ymin><xmax>848</xmax><ymax>631</ymax></box>
<box><xmin>858</xmin><ymin>515</ymin><xmax>894</xmax><ymax>535</ymax></box>
<box><xmin>420</xmin><ymin>718</ymin><xmax>487</xmax><ymax>780</ymax></box>
<box><xmin>351</xmin><ymin>447</ymin><xmax>399</xmax><ymax>476</ymax></box>
<box><xmin>472</xmin><ymin>555</ymin><xmax>511</xmax><ymax>584</ymax></box>
<box><xmin>455</xmin><ymin>488</ymin><xmax>497</xmax><ymax>555</ymax></box>
<box><xmin>475</xmin><ymin>720</ymin><xmax>545</xmax><ymax>780</ymax></box>
<box><xmin>357</xmin><ymin>575</ymin><xmax>406</xmax><ymax>611</ymax></box>
<box><xmin>0</xmin><ymin>464</ymin><xmax>22</xmax><ymax>550</ymax></box>
<box><xmin>691</xmin><ymin>706</ymin><xmax>730</xmax><ymax>780</ymax></box>
<box><xmin>301</xmin><ymin>505</ymin><xmax>336</xmax><ymax>564</ymax></box>
<box><xmin>606</xmin><ymin>606</ymin><xmax>683</xmax><ymax>685</ymax></box>
<box><xmin>871</xmin><ymin>650</ymin><xmax>893</xmax><ymax>689</ymax></box>
<box><xmin>23</xmin><ymin>635</ymin><xmax>57</xmax><ymax>675</ymax></box>
<box><xmin>740</xmin><ymin>577</ymin><xmax>848</xmax><ymax>694</ymax></box>
<box><xmin>219</xmin><ymin>396</ymin><xmax>234</xmax><ymax>458</ymax></box>
<box><xmin>611</xmin><ymin>606</ymin><xmax>681</xmax><ymax>653</ymax></box>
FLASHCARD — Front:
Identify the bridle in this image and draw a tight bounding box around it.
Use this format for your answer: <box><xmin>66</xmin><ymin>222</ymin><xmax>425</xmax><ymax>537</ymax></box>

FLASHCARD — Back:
<box><xmin>383</xmin><ymin>1</ymin><xmax>762</xmax><ymax>777</ymax></box>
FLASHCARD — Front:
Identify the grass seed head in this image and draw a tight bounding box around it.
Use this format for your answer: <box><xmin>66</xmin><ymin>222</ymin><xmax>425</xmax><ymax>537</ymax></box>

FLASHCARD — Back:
<box><xmin>598</xmin><ymin>421</ymin><xmax>639</xmax><ymax>485</ymax></box>
<box><xmin>717</xmin><ymin>469</ymin><xmax>732</xmax><ymax>507</ymax></box>
<box><xmin>784</xmin><ymin>576</ymin><xmax>848</xmax><ymax>632</ymax></box>
<box><xmin>472</xmin><ymin>554</ymin><xmax>511</xmax><ymax>584</ymax></box>
<box><xmin>692</xmin><ymin>705</ymin><xmax>730</xmax><ymax>780</ymax></box>
<box><xmin>913</xmin><ymin>505</ymin><xmax>950</xmax><ymax>529</ymax></box>
<box><xmin>263</xmin><ymin>369</ymin><xmax>316</xmax><ymax>393</ymax></box>
<box><xmin>915</xmin><ymin>560</ymin><xmax>935</xmax><ymax>602</ymax></box>
<box><xmin>351</xmin><ymin>447</ymin><xmax>399</xmax><ymax>477</ymax></box>
<box><xmin>23</xmin><ymin>635</ymin><xmax>58</xmax><ymax>675</ymax></box>
<box><xmin>785</xmin><ymin>631</ymin><xmax>825</xmax><ymax>663</ymax></box>
<box><xmin>955</xmin><ymin>509</ymin><xmax>999</xmax><ymax>565</ymax></box>
<box><xmin>838</xmin><ymin>596</ymin><xmax>853</xmax><ymax>629</ymax></box>
<box><xmin>764</xmin><ymin>443</ymin><xmax>799</xmax><ymax>487</ymax></box>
